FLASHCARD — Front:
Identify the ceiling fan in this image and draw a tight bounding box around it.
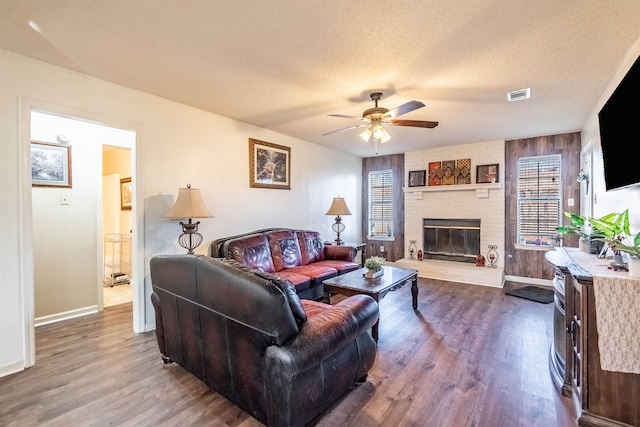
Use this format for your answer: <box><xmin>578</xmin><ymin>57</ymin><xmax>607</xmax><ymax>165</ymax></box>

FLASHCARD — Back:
<box><xmin>323</xmin><ymin>92</ymin><xmax>438</xmax><ymax>151</ymax></box>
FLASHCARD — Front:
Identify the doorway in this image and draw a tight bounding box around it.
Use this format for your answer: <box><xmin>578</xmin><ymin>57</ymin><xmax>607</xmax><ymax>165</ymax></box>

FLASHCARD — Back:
<box><xmin>23</xmin><ymin>102</ymin><xmax>142</xmax><ymax>368</ymax></box>
<box><xmin>102</xmin><ymin>146</ymin><xmax>133</xmax><ymax>308</ymax></box>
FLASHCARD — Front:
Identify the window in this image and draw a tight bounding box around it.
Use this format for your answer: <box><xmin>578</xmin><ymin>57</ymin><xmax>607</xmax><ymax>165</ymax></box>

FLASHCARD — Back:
<box><xmin>517</xmin><ymin>155</ymin><xmax>562</xmax><ymax>246</ymax></box>
<box><xmin>368</xmin><ymin>170</ymin><xmax>393</xmax><ymax>237</ymax></box>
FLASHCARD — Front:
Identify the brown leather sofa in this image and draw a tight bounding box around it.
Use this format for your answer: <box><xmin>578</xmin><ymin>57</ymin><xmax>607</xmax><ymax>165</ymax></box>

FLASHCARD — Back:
<box><xmin>150</xmin><ymin>255</ymin><xmax>379</xmax><ymax>427</ymax></box>
<box><xmin>210</xmin><ymin>228</ymin><xmax>359</xmax><ymax>300</ymax></box>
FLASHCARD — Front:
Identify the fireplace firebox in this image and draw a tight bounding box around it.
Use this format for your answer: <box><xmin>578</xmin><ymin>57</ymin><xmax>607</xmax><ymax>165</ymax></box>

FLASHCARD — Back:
<box><xmin>423</xmin><ymin>218</ymin><xmax>481</xmax><ymax>263</ymax></box>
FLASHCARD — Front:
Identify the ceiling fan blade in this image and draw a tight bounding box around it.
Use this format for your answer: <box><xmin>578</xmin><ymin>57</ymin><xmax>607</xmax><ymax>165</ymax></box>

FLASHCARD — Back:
<box><xmin>388</xmin><ymin>119</ymin><xmax>439</xmax><ymax>129</ymax></box>
<box><xmin>328</xmin><ymin>114</ymin><xmax>370</xmax><ymax>122</ymax></box>
<box><xmin>385</xmin><ymin>100</ymin><xmax>425</xmax><ymax>119</ymax></box>
<box><xmin>322</xmin><ymin>123</ymin><xmax>367</xmax><ymax>136</ymax></box>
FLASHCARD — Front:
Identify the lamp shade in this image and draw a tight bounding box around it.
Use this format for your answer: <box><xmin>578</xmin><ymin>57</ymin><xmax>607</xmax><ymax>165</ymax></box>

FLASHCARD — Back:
<box><xmin>165</xmin><ymin>185</ymin><xmax>214</xmax><ymax>219</ymax></box>
<box><xmin>325</xmin><ymin>197</ymin><xmax>352</xmax><ymax>216</ymax></box>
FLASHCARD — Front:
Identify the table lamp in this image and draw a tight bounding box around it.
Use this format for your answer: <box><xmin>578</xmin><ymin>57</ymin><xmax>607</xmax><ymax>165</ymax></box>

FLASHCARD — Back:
<box><xmin>325</xmin><ymin>196</ymin><xmax>352</xmax><ymax>245</ymax></box>
<box><xmin>165</xmin><ymin>184</ymin><xmax>214</xmax><ymax>254</ymax></box>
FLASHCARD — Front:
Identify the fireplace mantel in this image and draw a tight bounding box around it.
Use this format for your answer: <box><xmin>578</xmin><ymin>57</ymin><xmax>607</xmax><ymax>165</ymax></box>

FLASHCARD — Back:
<box><xmin>403</xmin><ymin>182</ymin><xmax>501</xmax><ymax>199</ymax></box>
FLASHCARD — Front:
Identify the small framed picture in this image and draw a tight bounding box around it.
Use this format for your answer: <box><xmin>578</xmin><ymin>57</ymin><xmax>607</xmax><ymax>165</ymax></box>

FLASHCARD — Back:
<box><xmin>476</xmin><ymin>163</ymin><xmax>499</xmax><ymax>183</ymax></box>
<box><xmin>408</xmin><ymin>170</ymin><xmax>426</xmax><ymax>187</ymax></box>
<box><xmin>120</xmin><ymin>177</ymin><xmax>132</xmax><ymax>210</ymax></box>
<box><xmin>249</xmin><ymin>138</ymin><xmax>291</xmax><ymax>190</ymax></box>
<box><xmin>31</xmin><ymin>141</ymin><xmax>72</xmax><ymax>188</ymax></box>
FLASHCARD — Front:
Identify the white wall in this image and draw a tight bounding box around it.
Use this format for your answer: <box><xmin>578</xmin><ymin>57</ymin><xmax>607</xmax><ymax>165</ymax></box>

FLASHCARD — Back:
<box><xmin>0</xmin><ymin>49</ymin><xmax>362</xmax><ymax>377</ymax></box>
<box><xmin>582</xmin><ymin>38</ymin><xmax>640</xmax><ymax>231</ymax></box>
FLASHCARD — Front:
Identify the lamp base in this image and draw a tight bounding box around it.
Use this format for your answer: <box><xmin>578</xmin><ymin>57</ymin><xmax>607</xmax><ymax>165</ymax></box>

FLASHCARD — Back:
<box><xmin>178</xmin><ymin>232</ymin><xmax>203</xmax><ymax>254</ymax></box>
<box><xmin>178</xmin><ymin>219</ymin><xmax>203</xmax><ymax>254</ymax></box>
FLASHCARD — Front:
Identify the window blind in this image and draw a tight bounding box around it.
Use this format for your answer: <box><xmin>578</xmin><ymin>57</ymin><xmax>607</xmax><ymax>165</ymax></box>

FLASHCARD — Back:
<box><xmin>517</xmin><ymin>155</ymin><xmax>561</xmax><ymax>246</ymax></box>
<box><xmin>369</xmin><ymin>170</ymin><xmax>393</xmax><ymax>236</ymax></box>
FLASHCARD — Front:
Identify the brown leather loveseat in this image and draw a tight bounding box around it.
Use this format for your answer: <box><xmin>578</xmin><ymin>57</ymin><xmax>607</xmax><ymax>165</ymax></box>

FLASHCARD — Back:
<box><xmin>210</xmin><ymin>228</ymin><xmax>359</xmax><ymax>300</ymax></box>
<box><xmin>150</xmin><ymin>255</ymin><xmax>379</xmax><ymax>427</ymax></box>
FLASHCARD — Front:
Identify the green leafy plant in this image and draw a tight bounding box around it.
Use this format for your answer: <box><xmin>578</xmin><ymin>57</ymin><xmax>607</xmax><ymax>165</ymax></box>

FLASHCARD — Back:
<box><xmin>588</xmin><ymin>209</ymin><xmax>640</xmax><ymax>258</ymax></box>
<box><xmin>557</xmin><ymin>212</ymin><xmax>596</xmax><ymax>239</ymax></box>
<box><xmin>364</xmin><ymin>256</ymin><xmax>386</xmax><ymax>272</ymax></box>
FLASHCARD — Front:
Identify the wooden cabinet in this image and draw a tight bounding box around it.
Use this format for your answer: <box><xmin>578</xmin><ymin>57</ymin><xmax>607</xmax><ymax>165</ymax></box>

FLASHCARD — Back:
<box><xmin>546</xmin><ymin>248</ymin><xmax>640</xmax><ymax>427</ymax></box>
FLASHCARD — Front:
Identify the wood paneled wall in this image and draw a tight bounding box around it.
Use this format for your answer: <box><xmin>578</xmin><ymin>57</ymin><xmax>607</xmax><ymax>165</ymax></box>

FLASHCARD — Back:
<box><xmin>504</xmin><ymin>132</ymin><xmax>582</xmax><ymax>280</ymax></box>
<box><xmin>361</xmin><ymin>154</ymin><xmax>404</xmax><ymax>261</ymax></box>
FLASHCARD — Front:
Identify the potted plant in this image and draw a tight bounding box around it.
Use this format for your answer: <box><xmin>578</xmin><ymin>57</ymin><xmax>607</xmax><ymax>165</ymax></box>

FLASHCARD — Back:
<box><xmin>588</xmin><ymin>209</ymin><xmax>640</xmax><ymax>275</ymax></box>
<box><xmin>557</xmin><ymin>211</ymin><xmax>604</xmax><ymax>254</ymax></box>
<box><xmin>364</xmin><ymin>256</ymin><xmax>386</xmax><ymax>278</ymax></box>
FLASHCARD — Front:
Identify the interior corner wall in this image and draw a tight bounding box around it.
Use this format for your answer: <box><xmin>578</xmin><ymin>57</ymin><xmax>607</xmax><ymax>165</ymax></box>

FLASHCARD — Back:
<box><xmin>0</xmin><ymin>49</ymin><xmax>362</xmax><ymax>377</ymax></box>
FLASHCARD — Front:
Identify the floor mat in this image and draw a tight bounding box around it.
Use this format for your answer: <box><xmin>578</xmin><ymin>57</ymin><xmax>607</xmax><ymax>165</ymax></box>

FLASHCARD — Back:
<box><xmin>505</xmin><ymin>286</ymin><xmax>554</xmax><ymax>304</ymax></box>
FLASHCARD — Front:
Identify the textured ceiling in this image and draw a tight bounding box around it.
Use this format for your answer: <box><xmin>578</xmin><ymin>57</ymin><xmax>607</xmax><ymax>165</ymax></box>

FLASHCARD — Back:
<box><xmin>2</xmin><ymin>0</ymin><xmax>640</xmax><ymax>157</ymax></box>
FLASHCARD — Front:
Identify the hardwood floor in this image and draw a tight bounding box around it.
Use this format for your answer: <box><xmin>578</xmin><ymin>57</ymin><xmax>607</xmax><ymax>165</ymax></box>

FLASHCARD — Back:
<box><xmin>0</xmin><ymin>279</ymin><xmax>577</xmax><ymax>426</ymax></box>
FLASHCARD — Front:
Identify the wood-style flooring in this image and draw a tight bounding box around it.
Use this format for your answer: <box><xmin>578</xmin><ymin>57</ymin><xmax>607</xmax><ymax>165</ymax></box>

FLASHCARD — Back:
<box><xmin>0</xmin><ymin>279</ymin><xmax>577</xmax><ymax>426</ymax></box>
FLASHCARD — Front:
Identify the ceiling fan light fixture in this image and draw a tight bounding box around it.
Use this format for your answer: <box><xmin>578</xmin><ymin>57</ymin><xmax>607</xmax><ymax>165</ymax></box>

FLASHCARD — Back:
<box><xmin>371</xmin><ymin>121</ymin><xmax>387</xmax><ymax>140</ymax></box>
<box><xmin>359</xmin><ymin>127</ymin><xmax>372</xmax><ymax>142</ymax></box>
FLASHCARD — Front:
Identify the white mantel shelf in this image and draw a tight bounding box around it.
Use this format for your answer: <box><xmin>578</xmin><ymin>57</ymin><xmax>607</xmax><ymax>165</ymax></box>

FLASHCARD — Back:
<box><xmin>403</xmin><ymin>182</ymin><xmax>501</xmax><ymax>199</ymax></box>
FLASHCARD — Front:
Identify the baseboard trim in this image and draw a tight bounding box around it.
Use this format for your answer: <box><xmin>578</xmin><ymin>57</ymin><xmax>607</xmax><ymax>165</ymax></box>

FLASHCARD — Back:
<box><xmin>35</xmin><ymin>305</ymin><xmax>99</xmax><ymax>327</ymax></box>
<box><xmin>0</xmin><ymin>360</ymin><xmax>25</xmax><ymax>378</ymax></box>
<box><xmin>504</xmin><ymin>275</ymin><xmax>553</xmax><ymax>288</ymax></box>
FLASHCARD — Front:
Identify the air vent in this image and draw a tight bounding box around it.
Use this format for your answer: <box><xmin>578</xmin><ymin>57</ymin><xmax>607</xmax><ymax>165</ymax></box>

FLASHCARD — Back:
<box><xmin>507</xmin><ymin>88</ymin><xmax>531</xmax><ymax>102</ymax></box>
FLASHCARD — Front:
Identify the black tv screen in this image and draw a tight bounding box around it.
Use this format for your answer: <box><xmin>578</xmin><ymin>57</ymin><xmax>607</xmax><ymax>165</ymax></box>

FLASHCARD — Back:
<box><xmin>598</xmin><ymin>54</ymin><xmax>640</xmax><ymax>191</ymax></box>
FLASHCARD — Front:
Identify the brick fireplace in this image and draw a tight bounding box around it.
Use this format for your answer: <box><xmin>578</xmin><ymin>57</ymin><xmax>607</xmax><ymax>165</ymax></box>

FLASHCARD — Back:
<box><xmin>394</xmin><ymin>140</ymin><xmax>506</xmax><ymax>287</ymax></box>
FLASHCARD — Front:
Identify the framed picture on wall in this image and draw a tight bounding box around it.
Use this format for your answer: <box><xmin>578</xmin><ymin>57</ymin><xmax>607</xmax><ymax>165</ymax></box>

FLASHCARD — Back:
<box><xmin>476</xmin><ymin>164</ymin><xmax>499</xmax><ymax>183</ymax></box>
<box><xmin>408</xmin><ymin>170</ymin><xmax>426</xmax><ymax>187</ymax></box>
<box><xmin>249</xmin><ymin>138</ymin><xmax>291</xmax><ymax>190</ymax></box>
<box><xmin>120</xmin><ymin>177</ymin><xmax>132</xmax><ymax>210</ymax></box>
<box><xmin>31</xmin><ymin>141</ymin><xmax>72</xmax><ymax>188</ymax></box>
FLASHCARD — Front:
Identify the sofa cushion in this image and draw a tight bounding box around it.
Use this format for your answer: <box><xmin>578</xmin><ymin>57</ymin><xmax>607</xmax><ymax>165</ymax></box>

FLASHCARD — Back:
<box><xmin>219</xmin><ymin>258</ymin><xmax>307</xmax><ymax>324</ymax></box>
<box><xmin>224</xmin><ymin>234</ymin><xmax>276</xmax><ymax>273</ymax></box>
<box><xmin>296</xmin><ymin>230</ymin><xmax>325</xmax><ymax>265</ymax></box>
<box><xmin>272</xmin><ymin>270</ymin><xmax>311</xmax><ymax>293</ymax></box>
<box><xmin>312</xmin><ymin>259</ymin><xmax>359</xmax><ymax>274</ymax></box>
<box><xmin>267</xmin><ymin>230</ymin><xmax>302</xmax><ymax>271</ymax></box>
<box><xmin>286</xmin><ymin>264</ymin><xmax>337</xmax><ymax>281</ymax></box>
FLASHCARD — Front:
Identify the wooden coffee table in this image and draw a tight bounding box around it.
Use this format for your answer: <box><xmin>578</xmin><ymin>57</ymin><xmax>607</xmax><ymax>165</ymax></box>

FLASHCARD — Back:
<box><xmin>322</xmin><ymin>265</ymin><xmax>418</xmax><ymax>341</ymax></box>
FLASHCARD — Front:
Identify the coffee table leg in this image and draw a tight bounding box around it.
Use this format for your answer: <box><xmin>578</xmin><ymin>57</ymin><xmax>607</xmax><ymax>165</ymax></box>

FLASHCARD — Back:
<box><xmin>372</xmin><ymin>321</ymin><xmax>379</xmax><ymax>342</ymax></box>
<box><xmin>411</xmin><ymin>275</ymin><xmax>418</xmax><ymax>309</ymax></box>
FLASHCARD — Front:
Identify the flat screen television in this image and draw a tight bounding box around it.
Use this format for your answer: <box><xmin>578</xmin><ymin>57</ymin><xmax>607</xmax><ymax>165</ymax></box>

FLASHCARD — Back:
<box><xmin>598</xmin><ymin>54</ymin><xmax>640</xmax><ymax>191</ymax></box>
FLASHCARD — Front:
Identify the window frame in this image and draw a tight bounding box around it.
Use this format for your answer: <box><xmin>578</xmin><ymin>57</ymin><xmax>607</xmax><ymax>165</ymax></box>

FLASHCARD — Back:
<box><xmin>516</xmin><ymin>154</ymin><xmax>562</xmax><ymax>247</ymax></box>
<box><xmin>368</xmin><ymin>169</ymin><xmax>394</xmax><ymax>238</ymax></box>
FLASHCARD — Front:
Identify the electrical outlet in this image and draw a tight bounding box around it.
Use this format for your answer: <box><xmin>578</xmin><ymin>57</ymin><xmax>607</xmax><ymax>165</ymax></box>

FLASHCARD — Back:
<box><xmin>568</xmin><ymin>198</ymin><xmax>574</xmax><ymax>207</ymax></box>
<box><xmin>379</xmin><ymin>245</ymin><xmax>385</xmax><ymax>252</ymax></box>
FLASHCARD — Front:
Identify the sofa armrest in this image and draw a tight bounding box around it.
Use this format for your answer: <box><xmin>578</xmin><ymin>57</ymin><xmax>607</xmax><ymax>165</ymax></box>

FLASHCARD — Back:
<box><xmin>264</xmin><ymin>295</ymin><xmax>378</xmax><ymax>426</ymax></box>
<box><xmin>323</xmin><ymin>244</ymin><xmax>357</xmax><ymax>262</ymax></box>
<box><xmin>265</xmin><ymin>295</ymin><xmax>378</xmax><ymax>373</ymax></box>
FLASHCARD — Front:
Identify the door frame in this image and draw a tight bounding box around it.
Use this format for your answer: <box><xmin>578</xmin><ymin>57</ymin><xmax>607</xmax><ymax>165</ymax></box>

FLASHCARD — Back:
<box><xmin>18</xmin><ymin>97</ymin><xmax>145</xmax><ymax>367</ymax></box>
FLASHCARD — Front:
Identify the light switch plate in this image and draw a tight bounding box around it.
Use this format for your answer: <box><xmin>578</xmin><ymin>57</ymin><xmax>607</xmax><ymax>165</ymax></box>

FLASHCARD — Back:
<box><xmin>60</xmin><ymin>194</ymin><xmax>69</xmax><ymax>205</ymax></box>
